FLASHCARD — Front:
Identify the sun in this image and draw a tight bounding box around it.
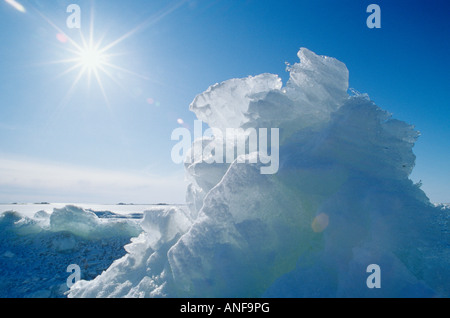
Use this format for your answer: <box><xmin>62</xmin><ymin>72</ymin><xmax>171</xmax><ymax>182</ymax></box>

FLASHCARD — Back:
<box><xmin>78</xmin><ymin>46</ymin><xmax>105</xmax><ymax>71</ymax></box>
<box><xmin>35</xmin><ymin>9</ymin><xmax>143</xmax><ymax>106</ymax></box>
<box><xmin>35</xmin><ymin>1</ymin><xmax>185</xmax><ymax>106</ymax></box>
<box><xmin>54</xmin><ymin>33</ymin><xmax>118</xmax><ymax>105</ymax></box>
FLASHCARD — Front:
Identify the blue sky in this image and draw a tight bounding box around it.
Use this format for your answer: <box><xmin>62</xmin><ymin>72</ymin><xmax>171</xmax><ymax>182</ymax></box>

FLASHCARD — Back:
<box><xmin>0</xmin><ymin>0</ymin><xmax>449</xmax><ymax>203</ymax></box>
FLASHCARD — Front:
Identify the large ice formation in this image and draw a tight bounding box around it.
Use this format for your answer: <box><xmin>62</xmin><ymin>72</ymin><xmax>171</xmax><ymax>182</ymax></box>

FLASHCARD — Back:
<box><xmin>68</xmin><ymin>48</ymin><xmax>449</xmax><ymax>298</ymax></box>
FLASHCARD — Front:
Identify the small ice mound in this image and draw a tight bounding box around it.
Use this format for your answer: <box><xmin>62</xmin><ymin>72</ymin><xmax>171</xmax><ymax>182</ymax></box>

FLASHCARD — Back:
<box><xmin>0</xmin><ymin>210</ymin><xmax>44</xmax><ymax>236</ymax></box>
<box><xmin>50</xmin><ymin>205</ymin><xmax>141</xmax><ymax>239</ymax></box>
<box><xmin>68</xmin><ymin>48</ymin><xmax>449</xmax><ymax>298</ymax></box>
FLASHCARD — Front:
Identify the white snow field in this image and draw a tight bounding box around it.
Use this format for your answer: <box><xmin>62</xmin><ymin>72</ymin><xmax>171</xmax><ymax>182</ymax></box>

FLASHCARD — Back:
<box><xmin>2</xmin><ymin>48</ymin><xmax>449</xmax><ymax>298</ymax></box>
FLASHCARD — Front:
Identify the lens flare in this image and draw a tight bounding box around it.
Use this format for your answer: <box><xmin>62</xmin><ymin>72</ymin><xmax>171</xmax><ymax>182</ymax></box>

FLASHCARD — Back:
<box><xmin>5</xmin><ymin>0</ymin><xmax>26</xmax><ymax>13</ymax></box>
<box><xmin>312</xmin><ymin>213</ymin><xmax>329</xmax><ymax>233</ymax></box>
<box><xmin>56</xmin><ymin>33</ymin><xmax>68</xmax><ymax>44</ymax></box>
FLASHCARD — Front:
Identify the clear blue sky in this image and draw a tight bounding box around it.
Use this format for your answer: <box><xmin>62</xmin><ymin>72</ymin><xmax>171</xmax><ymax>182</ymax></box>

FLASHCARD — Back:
<box><xmin>0</xmin><ymin>0</ymin><xmax>449</xmax><ymax>203</ymax></box>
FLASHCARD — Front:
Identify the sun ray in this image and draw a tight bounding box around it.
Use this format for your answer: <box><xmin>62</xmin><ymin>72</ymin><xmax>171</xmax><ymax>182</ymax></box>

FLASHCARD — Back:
<box><xmin>100</xmin><ymin>61</ymin><xmax>149</xmax><ymax>80</ymax></box>
<box><xmin>98</xmin><ymin>0</ymin><xmax>187</xmax><ymax>54</ymax></box>
<box><xmin>34</xmin><ymin>10</ymin><xmax>84</xmax><ymax>53</ymax></box>
<box><xmin>79</xmin><ymin>29</ymin><xmax>89</xmax><ymax>50</ymax></box>
<box><xmin>92</xmin><ymin>67</ymin><xmax>110</xmax><ymax>110</ymax></box>
<box><xmin>57</xmin><ymin>65</ymin><xmax>87</xmax><ymax>108</ymax></box>
<box><xmin>97</xmin><ymin>65</ymin><xmax>130</xmax><ymax>94</ymax></box>
<box><xmin>53</xmin><ymin>62</ymin><xmax>84</xmax><ymax>80</ymax></box>
<box><xmin>34</xmin><ymin>57</ymin><xmax>82</xmax><ymax>67</ymax></box>
<box><xmin>89</xmin><ymin>5</ymin><xmax>95</xmax><ymax>48</ymax></box>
